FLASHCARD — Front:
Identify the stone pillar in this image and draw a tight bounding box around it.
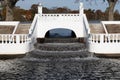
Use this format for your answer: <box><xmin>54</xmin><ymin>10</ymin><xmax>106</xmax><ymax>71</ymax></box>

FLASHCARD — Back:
<box><xmin>79</xmin><ymin>2</ymin><xmax>84</xmax><ymax>15</ymax></box>
<box><xmin>38</xmin><ymin>3</ymin><xmax>42</xmax><ymax>15</ymax></box>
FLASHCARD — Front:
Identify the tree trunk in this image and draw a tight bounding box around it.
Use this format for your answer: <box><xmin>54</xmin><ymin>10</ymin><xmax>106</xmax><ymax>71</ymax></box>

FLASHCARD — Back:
<box><xmin>3</xmin><ymin>0</ymin><xmax>18</xmax><ymax>21</ymax></box>
<box><xmin>107</xmin><ymin>0</ymin><xmax>117</xmax><ymax>21</ymax></box>
<box><xmin>5</xmin><ymin>5</ymin><xmax>14</xmax><ymax>21</ymax></box>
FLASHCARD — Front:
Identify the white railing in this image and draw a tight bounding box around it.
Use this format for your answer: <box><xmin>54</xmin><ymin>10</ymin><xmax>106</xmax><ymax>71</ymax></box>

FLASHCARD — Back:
<box><xmin>0</xmin><ymin>34</ymin><xmax>32</xmax><ymax>54</ymax></box>
<box><xmin>29</xmin><ymin>14</ymin><xmax>38</xmax><ymax>35</ymax></box>
<box><xmin>83</xmin><ymin>14</ymin><xmax>90</xmax><ymax>34</ymax></box>
<box><xmin>101</xmin><ymin>21</ymin><xmax>108</xmax><ymax>34</ymax></box>
<box><xmin>88</xmin><ymin>33</ymin><xmax>120</xmax><ymax>43</ymax></box>
<box><xmin>42</xmin><ymin>14</ymin><xmax>80</xmax><ymax>17</ymax></box>
<box><xmin>0</xmin><ymin>21</ymin><xmax>19</xmax><ymax>34</ymax></box>
<box><xmin>88</xmin><ymin>33</ymin><xmax>120</xmax><ymax>54</ymax></box>
<box><xmin>12</xmin><ymin>22</ymin><xmax>19</xmax><ymax>34</ymax></box>
<box><xmin>0</xmin><ymin>34</ymin><xmax>30</xmax><ymax>44</ymax></box>
<box><xmin>101</xmin><ymin>21</ymin><xmax>120</xmax><ymax>34</ymax></box>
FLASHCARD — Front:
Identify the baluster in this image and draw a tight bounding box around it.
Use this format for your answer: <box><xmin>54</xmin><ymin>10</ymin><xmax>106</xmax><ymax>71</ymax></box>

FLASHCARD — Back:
<box><xmin>24</xmin><ymin>35</ymin><xmax>27</xmax><ymax>43</ymax></box>
<box><xmin>94</xmin><ymin>34</ymin><xmax>96</xmax><ymax>43</ymax></box>
<box><xmin>95</xmin><ymin>35</ymin><xmax>97</xmax><ymax>43</ymax></box>
<box><xmin>16</xmin><ymin>35</ymin><xmax>20</xmax><ymax>44</ymax></box>
<box><xmin>116</xmin><ymin>35</ymin><xmax>117</xmax><ymax>42</ymax></box>
<box><xmin>112</xmin><ymin>34</ymin><xmax>114</xmax><ymax>43</ymax></box>
<box><xmin>14</xmin><ymin>35</ymin><xmax>16</xmax><ymax>43</ymax></box>
<box><xmin>1</xmin><ymin>35</ymin><xmax>3</xmax><ymax>44</ymax></box>
<box><xmin>25</xmin><ymin>35</ymin><xmax>27</xmax><ymax>43</ymax></box>
<box><xmin>12</xmin><ymin>35</ymin><xmax>14</xmax><ymax>43</ymax></box>
<box><xmin>116</xmin><ymin>35</ymin><xmax>117</xmax><ymax>43</ymax></box>
<box><xmin>104</xmin><ymin>35</ymin><xmax>106</xmax><ymax>43</ymax></box>
<box><xmin>107</xmin><ymin>35</ymin><xmax>109</xmax><ymax>43</ymax></box>
<box><xmin>103</xmin><ymin>35</ymin><xmax>105</xmax><ymax>43</ymax></box>
<box><xmin>94</xmin><ymin>35</ymin><xmax>96</xmax><ymax>43</ymax></box>
<box><xmin>116</xmin><ymin>34</ymin><xmax>118</xmax><ymax>43</ymax></box>
<box><xmin>100</xmin><ymin>34</ymin><xmax>103</xmax><ymax>43</ymax></box>
<box><xmin>8</xmin><ymin>35</ymin><xmax>10</xmax><ymax>43</ymax></box>
<box><xmin>96</xmin><ymin>34</ymin><xmax>98</xmax><ymax>43</ymax></box>
<box><xmin>118</xmin><ymin>35</ymin><xmax>120</xmax><ymax>42</ymax></box>
<box><xmin>5</xmin><ymin>35</ymin><xmax>7</xmax><ymax>44</ymax></box>
<box><xmin>110</xmin><ymin>34</ymin><xmax>112</xmax><ymax>43</ymax></box>
<box><xmin>23</xmin><ymin>35</ymin><xmax>25</xmax><ymax>43</ymax></box>
<box><xmin>114</xmin><ymin>35</ymin><xmax>116</xmax><ymax>43</ymax></box>
<box><xmin>7</xmin><ymin>35</ymin><xmax>8</xmax><ymax>43</ymax></box>
<box><xmin>92</xmin><ymin>35</ymin><xmax>95</xmax><ymax>43</ymax></box>
<box><xmin>98</xmin><ymin>35</ymin><xmax>100</xmax><ymax>43</ymax></box>
<box><xmin>19</xmin><ymin>35</ymin><xmax>22</xmax><ymax>43</ymax></box>
<box><xmin>20</xmin><ymin>35</ymin><xmax>22</xmax><ymax>43</ymax></box>
<box><xmin>4</xmin><ymin>35</ymin><xmax>6</xmax><ymax>43</ymax></box>
<box><xmin>91</xmin><ymin>35</ymin><xmax>93</xmax><ymax>42</ymax></box>
<box><xmin>23</xmin><ymin>35</ymin><xmax>24</xmax><ymax>43</ymax></box>
<box><xmin>0</xmin><ymin>35</ymin><xmax>1</xmax><ymax>43</ymax></box>
<box><xmin>21</xmin><ymin>35</ymin><xmax>23</xmax><ymax>43</ymax></box>
<box><xmin>2</xmin><ymin>35</ymin><xmax>4</xmax><ymax>43</ymax></box>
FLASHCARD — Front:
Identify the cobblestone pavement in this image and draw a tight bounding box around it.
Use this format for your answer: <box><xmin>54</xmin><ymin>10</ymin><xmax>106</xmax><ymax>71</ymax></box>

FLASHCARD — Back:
<box><xmin>0</xmin><ymin>56</ymin><xmax>120</xmax><ymax>80</ymax></box>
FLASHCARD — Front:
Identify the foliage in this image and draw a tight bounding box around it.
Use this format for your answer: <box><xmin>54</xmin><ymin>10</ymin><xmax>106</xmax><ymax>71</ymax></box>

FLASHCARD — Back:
<box><xmin>75</xmin><ymin>0</ymin><xmax>119</xmax><ymax>20</ymax></box>
<box><xmin>13</xmin><ymin>4</ymin><xmax>120</xmax><ymax>21</ymax></box>
<box><xmin>0</xmin><ymin>0</ymin><xmax>120</xmax><ymax>21</ymax></box>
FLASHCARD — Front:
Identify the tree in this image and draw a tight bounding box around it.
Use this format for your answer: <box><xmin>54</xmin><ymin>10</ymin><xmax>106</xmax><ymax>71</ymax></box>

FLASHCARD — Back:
<box><xmin>0</xmin><ymin>0</ymin><xmax>119</xmax><ymax>21</ymax></box>
<box><xmin>75</xmin><ymin>0</ymin><xmax>118</xmax><ymax>20</ymax></box>
<box><xmin>0</xmin><ymin>0</ymin><xmax>19</xmax><ymax>21</ymax></box>
<box><xmin>106</xmin><ymin>0</ymin><xmax>117</xmax><ymax>20</ymax></box>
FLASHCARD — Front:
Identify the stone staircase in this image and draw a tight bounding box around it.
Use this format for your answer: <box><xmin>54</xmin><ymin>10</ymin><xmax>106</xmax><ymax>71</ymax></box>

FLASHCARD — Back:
<box><xmin>15</xmin><ymin>23</ymin><xmax>31</xmax><ymax>34</ymax></box>
<box><xmin>28</xmin><ymin>38</ymin><xmax>89</xmax><ymax>59</ymax></box>
<box><xmin>89</xmin><ymin>23</ymin><xmax>105</xmax><ymax>33</ymax></box>
<box><xmin>0</xmin><ymin>26</ymin><xmax>14</xmax><ymax>34</ymax></box>
<box><xmin>105</xmin><ymin>24</ymin><xmax>120</xmax><ymax>33</ymax></box>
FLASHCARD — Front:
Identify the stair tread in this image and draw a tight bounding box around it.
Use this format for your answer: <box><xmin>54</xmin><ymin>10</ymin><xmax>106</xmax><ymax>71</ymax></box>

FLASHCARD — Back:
<box><xmin>106</xmin><ymin>24</ymin><xmax>120</xmax><ymax>33</ymax></box>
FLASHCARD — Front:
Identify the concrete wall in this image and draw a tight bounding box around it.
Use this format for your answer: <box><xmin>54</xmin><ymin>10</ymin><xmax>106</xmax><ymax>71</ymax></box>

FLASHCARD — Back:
<box><xmin>36</xmin><ymin>14</ymin><xmax>87</xmax><ymax>38</ymax></box>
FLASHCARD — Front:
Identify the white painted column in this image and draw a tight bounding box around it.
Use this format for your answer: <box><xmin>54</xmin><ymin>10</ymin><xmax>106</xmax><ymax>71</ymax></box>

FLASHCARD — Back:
<box><xmin>38</xmin><ymin>3</ymin><xmax>43</xmax><ymax>15</ymax></box>
<box><xmin>79</xmin><ymin>2</ymin><xmax>84</xmax><ymax>15</ymax></box>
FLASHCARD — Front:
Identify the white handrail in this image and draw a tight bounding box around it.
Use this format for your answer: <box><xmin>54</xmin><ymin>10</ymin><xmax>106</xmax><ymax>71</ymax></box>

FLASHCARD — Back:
<box><xmin>12</xmin><ymin>22</ymin><xmax>19</xmax><ymax>34</ymax></box>
<box><xmin>29</xmin><ymin>14</ymin><xmax>38</xmax><ymax>36</ymax></box>
<box><xmin>101</xmin><ymin>21</ymin><xmax>108</xmax><ymax>35</ymax></box>
<box><xmin>83</xmin><ymin>14</ymin><xmax>90</xmax><ymax>34</ymax></box>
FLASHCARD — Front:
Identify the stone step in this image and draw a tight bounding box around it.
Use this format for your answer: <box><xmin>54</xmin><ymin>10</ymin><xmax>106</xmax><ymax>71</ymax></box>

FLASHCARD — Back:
<box><xmin>37</xmin><ymin>38</ymin><xmax>84</xmax><ymax>43</ymax></box>
<box><xmin>90</xmin><ymin>23</ymin><xmax>105</xmax><ymax>33</ymax></box>
<box><xmin>0</xmin><ymin>26</ymin><xmax>14</xmax><ymax>34</ymax></box>
<box><xmin>27</xmin><ymin>49</ymin><xmax>89</xmax><ymax>59</ymax></box>
<box><xmin>106</xmin><ymin>24</ymin><xmax>120</xmax><ymax>33</ymax></box>
<box><xmin>15</xmin><ymin>23</ymin><xmax>31</xmax><ymax>34</ymax></box>
<box><xmin>34</xmin><ymin>43</ymin><xmax>86</xmax><ymax>51</ymax></box>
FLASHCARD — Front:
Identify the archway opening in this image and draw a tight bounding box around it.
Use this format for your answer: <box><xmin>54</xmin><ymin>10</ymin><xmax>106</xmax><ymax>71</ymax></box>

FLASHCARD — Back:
<box><xmin>45</xmin><ymin>28</ymin><xmax>76</xmax><ymax>38</ymax></box>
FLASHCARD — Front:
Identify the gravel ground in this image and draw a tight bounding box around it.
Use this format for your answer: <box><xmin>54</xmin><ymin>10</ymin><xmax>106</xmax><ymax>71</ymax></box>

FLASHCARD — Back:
<box><xmin>0</xmin><ymin>57</ymin><xmax>120</xmax><ymax>80</ymax></box>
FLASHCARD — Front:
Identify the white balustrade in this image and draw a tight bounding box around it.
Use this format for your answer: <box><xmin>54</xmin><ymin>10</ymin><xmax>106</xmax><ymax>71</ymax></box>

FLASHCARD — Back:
<box><xmin>88</xmin><ymin>34</ymin><xmax>120</xmax><ymax>43</ymax></box>
<box><xmin>0</xmin><ymin>34</ymin><xmax>30</xmax><ymax>44</ymax></box>
<box><xmin>88</xmin><ymin>33</ymin><xmax>120</xmax><ymax>54</ymax></box>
